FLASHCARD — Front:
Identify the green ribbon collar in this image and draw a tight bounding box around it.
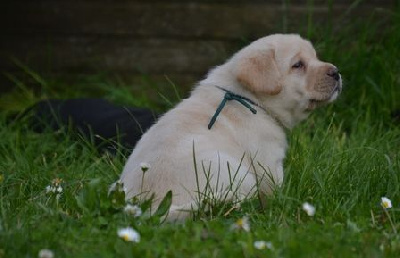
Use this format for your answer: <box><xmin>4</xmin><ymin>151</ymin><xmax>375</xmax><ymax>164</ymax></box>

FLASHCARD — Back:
<box><xmin>208</xmin><ymin>87</ymin><xmax>259</xmax><ymax>129</ymax></box>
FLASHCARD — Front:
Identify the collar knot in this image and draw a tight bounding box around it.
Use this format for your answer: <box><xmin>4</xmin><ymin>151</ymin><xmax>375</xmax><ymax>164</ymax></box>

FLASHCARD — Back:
<box><xmin>208</xmin><ymin>88</ymin><xmax>258</xmax><ymax>129</ymax></box>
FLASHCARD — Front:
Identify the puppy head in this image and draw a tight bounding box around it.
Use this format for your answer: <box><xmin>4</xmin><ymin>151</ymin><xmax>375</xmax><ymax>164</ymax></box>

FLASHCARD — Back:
<box><xmin>235</xmin><ymin>34</ymin><xmax>342</xmax><ymax>114</ymax></box>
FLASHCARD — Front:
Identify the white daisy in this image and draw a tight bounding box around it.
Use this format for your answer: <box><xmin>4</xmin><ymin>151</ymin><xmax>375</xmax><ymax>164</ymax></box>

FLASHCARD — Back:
<box><xmin>45</xmin><ymin>185</ymin><xmax>54</xmax><ymax>193</ymax></box>
<box><xmin>45</xmin><ymin>178</ymin><xmax>64</xmax><ymax>197</ymax></box>
<box><xmin>231</xmin><ymin>216</ymin><xmax>250</xmax><ymax>232</ymax></box>
<box><xmin>381</xmin><ymin>197</ymin><xmax>392</xmax><ymax>209</ymax></box>
<box><xmin>38</xmin><ymin>249</ymin><xmax>54</xmax><ymax>258</ymax></box>
<box><xmin>302</xmin><ymin>202</ymin><xmax>316</xmax><ymax>216</ymax></box>
<box><xmin>117</xmin><ymin>227</ymin><xmax>140</xmax><ymax>243</ymax></box>
<box><xmin>140</xmin><ymin>162</ymin><xmax>150</xmax><ymax>173</ymax></box>
<box><xmin>56</xmin><ymin>186</ymin><xmax>63</xmax><ymax>193</ymax></box>
<box><xmin>124</xmin><ymin>204</ymin><xmax>142</xmax><ymax>217</ymax></box>
<box><xmin>254</xmin><ymin>240</ymin><xmax>273</xmax><ymax>250</ymax></box>
<box><xmin>108</xmin><ymin>180</ymin><xmax>126</xmax><ymax>194</ymax></box>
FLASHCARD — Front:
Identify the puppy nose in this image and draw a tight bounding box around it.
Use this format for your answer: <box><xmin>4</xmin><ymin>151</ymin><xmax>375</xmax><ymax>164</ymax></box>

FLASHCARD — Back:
<box><xmin>327</xmin><ymin>67</ymin><xmax>340</xmax><ymax>81</ymax></box>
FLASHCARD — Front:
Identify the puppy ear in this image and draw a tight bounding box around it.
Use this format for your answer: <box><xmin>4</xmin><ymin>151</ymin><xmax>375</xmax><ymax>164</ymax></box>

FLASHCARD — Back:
<box><xmin>237</xmin><ymin>49</ymin><xmax>282</xmax><ymax>95</ymax></box>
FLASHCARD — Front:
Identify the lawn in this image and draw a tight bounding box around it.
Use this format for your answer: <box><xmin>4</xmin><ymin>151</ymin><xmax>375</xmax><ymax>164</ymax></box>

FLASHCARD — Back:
<box><xmin>1</xmin><ymin>4</ymin><xmax>400</xmax><ymax>258</ymax></box>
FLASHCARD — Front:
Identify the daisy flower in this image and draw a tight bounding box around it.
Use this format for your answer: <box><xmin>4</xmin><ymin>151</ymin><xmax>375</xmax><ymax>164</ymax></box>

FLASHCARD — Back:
<box><xmin>381</xmin><ymin>197</ymin><xmax>392</xmax><ymax>209</ymax></box>
<box><xmin>38</xmin><ymin>249</ymin><xmax>54</xmax><ymax>258</ymax></box>
<box><xmin>45</xmin><ymin>178</ymin><xmax>63</xmax><ymax>200</ymax></box>
<box><xmin>108</xmin><ymin>180</ymin><xmax>126</xmax><ymax>194</ymax></box>
<box><xmin>254</xmin><ymin>240</ymin><xmax>273</xmax><ymax>250</ymax></box>
<box><xmin>140</xmin><ymin>162</ymin><xmax>150</xmax><ymax>173</ymax></box>
<box><xmin>124</xmin><ymin>204</ymin><xmax>142</xmax><ymax>217</ymax></box>
<box><xmin>117</xmin><ymin>227</ymin><xmax>140</xmax><ymax>243</ymax></box>
<box><xmin>45</xmin><ymin>185</ymin><xmax>53</xmax><ymax>193</ymax></box>
<box><xmin>231</xmin><ymin>216</ymin><xmax>250</xmax><ymax>232</ymax></box>
<box><xmin>302</xmin><ymin>202</ymin><xmax>316</xmax><ymax>216</ymax></box>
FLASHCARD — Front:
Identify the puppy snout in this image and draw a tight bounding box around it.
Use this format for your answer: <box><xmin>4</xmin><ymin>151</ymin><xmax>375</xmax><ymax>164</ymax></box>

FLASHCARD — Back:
<box><xmin>327</xmin><ymin>67</ymin><xmax>340</xmax><ymax>81</ymax></box>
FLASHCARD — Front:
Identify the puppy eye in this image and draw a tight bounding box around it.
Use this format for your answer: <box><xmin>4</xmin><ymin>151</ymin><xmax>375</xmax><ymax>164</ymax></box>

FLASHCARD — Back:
<box><xmin>292</xmin><ymin>61</ymin><xmax>304</xmax><ymax>69</ymax></box>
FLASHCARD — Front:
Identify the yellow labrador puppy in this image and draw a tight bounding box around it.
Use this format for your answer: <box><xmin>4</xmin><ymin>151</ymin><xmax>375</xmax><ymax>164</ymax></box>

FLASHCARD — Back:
<box><xmin>119</xmin><ymin>34</ymin><xmax>342</xmax><ymax>220</ymax></box>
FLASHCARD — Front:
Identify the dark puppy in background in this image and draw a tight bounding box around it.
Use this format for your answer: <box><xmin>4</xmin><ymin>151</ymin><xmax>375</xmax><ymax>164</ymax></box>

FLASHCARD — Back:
<box><xmin>28</xmin><ymin>98</ymin><xmax>157</xmax><ymax>151</ymax></box>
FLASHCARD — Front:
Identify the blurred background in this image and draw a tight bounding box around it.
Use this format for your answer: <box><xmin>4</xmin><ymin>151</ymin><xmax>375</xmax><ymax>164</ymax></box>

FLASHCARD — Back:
<box><xmin>0</xmin><ymin>0</ymin><xmax>397</xmax><ymax>111</ymax></box>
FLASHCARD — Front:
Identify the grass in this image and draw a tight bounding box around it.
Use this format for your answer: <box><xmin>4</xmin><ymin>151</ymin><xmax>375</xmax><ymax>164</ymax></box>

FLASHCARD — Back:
<box><xmin>1</xmin><ymin>2</ymin><xmax>400</xmax><ymax>257</ymax></box>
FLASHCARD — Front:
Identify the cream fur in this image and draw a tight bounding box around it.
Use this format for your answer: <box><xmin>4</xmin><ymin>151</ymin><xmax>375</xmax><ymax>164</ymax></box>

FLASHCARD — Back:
<box><xmin>119</xmin><ymin>34</ymin><xmax>342</xmax><ymax>221</ymax></box>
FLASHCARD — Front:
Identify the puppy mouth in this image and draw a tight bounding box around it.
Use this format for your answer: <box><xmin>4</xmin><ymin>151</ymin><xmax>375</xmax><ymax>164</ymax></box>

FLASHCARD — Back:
<box><xmin>310</xmin><ymin>85</ymin><xmax>341</xmax><ymax>102</ymax></box>
<box><xmin>307</xmin><ymin>82</ymin><xmax>342</xmax><ymax>110</ymax></box>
